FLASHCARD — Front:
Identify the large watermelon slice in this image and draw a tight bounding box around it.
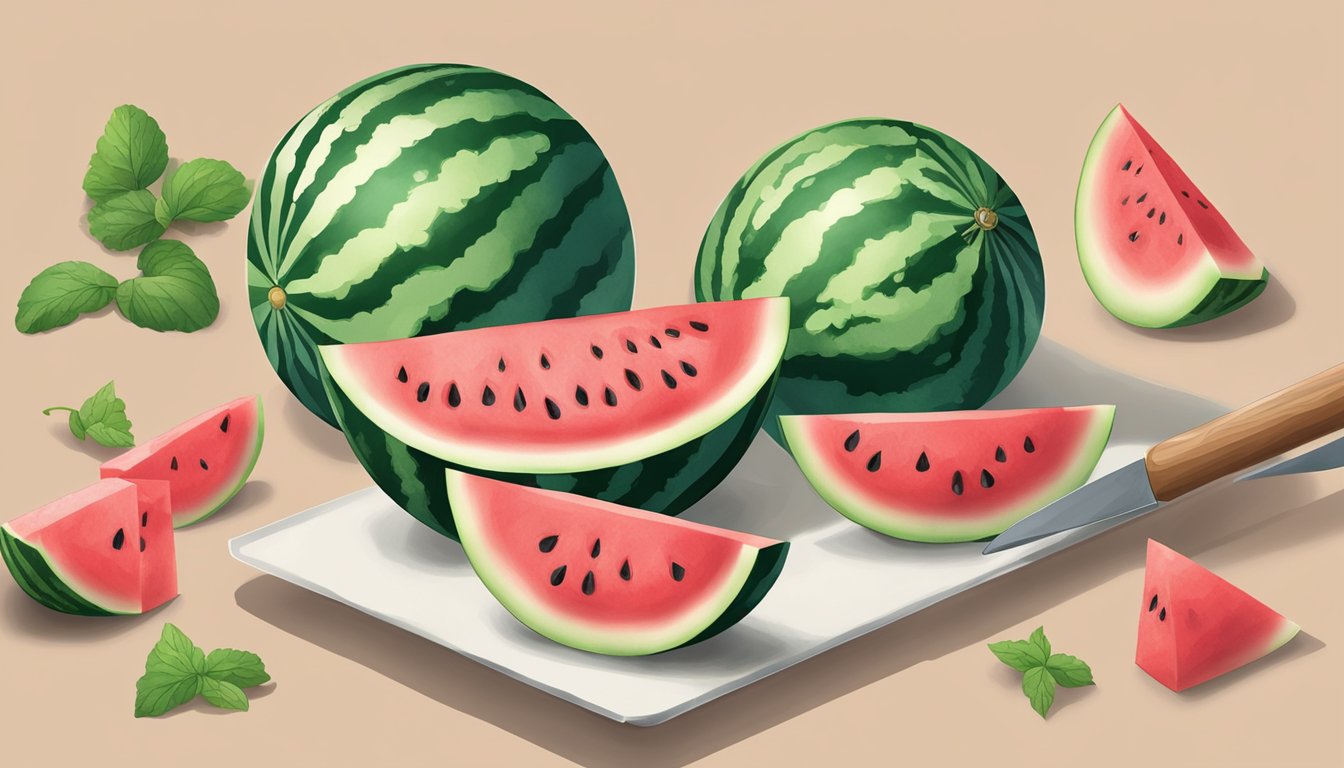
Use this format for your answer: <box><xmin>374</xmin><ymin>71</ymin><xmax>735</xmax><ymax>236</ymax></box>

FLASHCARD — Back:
<box><xmin>1076</xmin><ymin>104</ymin><xmax>1268</xmax><ymax>328</ymax></box>
<box><xmin>1136</xmin><ymin>540</ymin><xmax>1299</xmax><ymax>691</ymax></box>
<box><xmin>446</xmin><ymin>470</ymin><xmax>788</xmax><ymax>655</ymax></box>
<box><xmin>101</xmin><ymin>396</ymin><xmax>264</xmax><ymax>528</ymax></box>
<box><xmin>780</xmin><ymin>406</ymin><xmax>1114</xmax><ymax>543</ymax></box>
<box><xmin>1</xmin><ymin>479</ymin><xmax>177</xmax><ymax>616</ymax></box>
<box><xmin>320</xmin><ymin>299</ymin><xmax>787</xmax><ymax>538</ymax></box>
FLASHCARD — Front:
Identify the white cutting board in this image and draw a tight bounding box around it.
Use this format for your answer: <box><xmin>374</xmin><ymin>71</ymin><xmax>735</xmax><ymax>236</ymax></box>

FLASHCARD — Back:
<box><xmin>229</xmin><ymin>340</ymin><xmax>1225</xmax><ymax>725</ymax></box>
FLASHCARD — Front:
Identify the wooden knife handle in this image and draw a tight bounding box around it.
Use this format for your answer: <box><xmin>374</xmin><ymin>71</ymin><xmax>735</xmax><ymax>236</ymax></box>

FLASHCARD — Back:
<box><xmin>1145</xmin><ymin>363</ymin><xmax>1344</xmax><ymax>500</ymax></box>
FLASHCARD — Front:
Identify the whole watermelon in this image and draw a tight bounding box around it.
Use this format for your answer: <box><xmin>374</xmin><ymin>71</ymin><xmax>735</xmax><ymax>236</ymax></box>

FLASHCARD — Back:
<box><xmin>248</xmin><ymin>64</ymin><xmax>636</xmax><ymax>427</ymax></box>
<box><xmin>695</xmin><ymin>118</ymin><xmax>1044</xmax><ymax>445</ymax></box>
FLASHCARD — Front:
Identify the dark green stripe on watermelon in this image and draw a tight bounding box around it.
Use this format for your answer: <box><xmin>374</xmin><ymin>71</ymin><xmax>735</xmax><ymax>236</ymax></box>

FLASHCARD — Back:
<box><xmin>322</xmin><ymin>365</ymin><xmax>778</xmax><ymax>540</ymax></box>
<box><xmin>0</xmin><ymin>528</ymin><xmax>116</xmax><ymax>616</ymax></box>
<box><xmin>1163</xmin><ymin>272</ymin><xmax>1269</xmax><ymax>328</ymax></box>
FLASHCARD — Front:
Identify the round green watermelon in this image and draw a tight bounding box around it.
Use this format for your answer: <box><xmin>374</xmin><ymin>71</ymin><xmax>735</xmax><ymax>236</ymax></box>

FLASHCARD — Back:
<box><xmin>248</xmin><ymin>64</ymin><xmax>636</xmax><ymax>428</ymax></box>
<box><xmin>695</xmin><ymin>118</ymin><xmax>1045</xmax><ymax>445</ymax></box>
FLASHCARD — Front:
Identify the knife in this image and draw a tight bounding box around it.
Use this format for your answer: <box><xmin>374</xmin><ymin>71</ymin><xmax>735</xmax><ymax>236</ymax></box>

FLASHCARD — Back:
<box><xmin>983</xmin><ymin>363</ymin><xmax>1344</xmax><ymax>554</ymax></box>
<box><xmin>1239</xmin><ymin>433</ymin><xmax>1344</xmax><ymax>480</ymax></box>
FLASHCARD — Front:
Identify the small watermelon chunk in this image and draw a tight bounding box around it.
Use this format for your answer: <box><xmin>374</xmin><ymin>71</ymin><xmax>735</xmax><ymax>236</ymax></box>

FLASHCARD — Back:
<box><xmin>780</xmin><ymin>406</ymin><xmax>1114</xmax><ymax>543</ymax></box>
<box><xmin>101</xmin><ymin>396</ymin><xmax>264</xmax><ymax>528</ymax></box>
<box><xmin>446</xmin><ymin>470</ymin><xmax>789</xmax><ymax>656</ymax></box>
<box><xmin>1076</xmin><ymin>104</ymin><xmax>1268</xmax><ymax>328</ymax></box>
<box><xmin>1</xmin><ymin>479</ymin><xmax>177</xmax><ymax>616</ymax></box>
<box><xmin>1136</xmin><ymin>540</ymin><xmax>1299</xmax><ymax>692</ymax></box>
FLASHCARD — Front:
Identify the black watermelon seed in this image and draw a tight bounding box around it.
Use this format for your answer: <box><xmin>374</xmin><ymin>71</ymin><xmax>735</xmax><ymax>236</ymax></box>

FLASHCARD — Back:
<box><xmin>660</xmin><ymin>370</ymin><xmax>677</xmax><ymax>389</ymax></box>
<box><xmin>1181</xmin><ymin>190</ymin><xmax>1190</xmax><ymax>197</ymax></box>
<box><xmin>1136</xmin><ymin>192</ymin><xmax>1148</xmax><ymax>203</ymax></box>
<box><xmin>604</xmin><ymin>387</ymin><xmax>618</xmax><ymax>407</ymax></box>
<box><xmin>1121</xmin><ymin>160</ymin><xmax>1132</xmax><ymax>171</ymax></box>
<box><xmin>513</xmin><ymin>387</ymin><xmax>527</xmax><ymax>412</ymax></box>
<box><xmin>626</xmin><ymin>339</ymin><xmax>638</xmax><ymax>354</ymax></box>
<box><xmin>448</xmin><ymin>383</ymin><xmax>461</xmax><ymax>407</ymax></box>
<box><xmin>649</xmin><ymin>335</ymin><xmax>662</xmax><ymax>349</ymax></box>
<box><xmin>1146</xmin><ymin>208</ymin><xmax>1155</xmax><ymax>218</ymax></box>
<box><xmin>1159</xmin><ymin>607</ymin><xmax>1167</xmax><ymax>621</ymax></box>
<box><xmin>141</xmin><ymin>512</ymin><xmax>148</xmax><ymax>527</ymax></box>
<box><xmin>591</xmin><ymin>345</ymin><xmax>604</xmax><ymax>360</ymax></box>
<box><xmin>1135</xmin><ymin>164</ymin><xmax>1144</xmax><ymax>176</ymax></box>
<box><xmin>540</xmin><ymin>354</ymin><xmax>550</xmax><ymax>370</ymax></box>
<box><xmin>497</xmin><ymin>357</ymin><xmax>506</xmax><ymax>372</ymax></box>
<box><xmin>690</xmin><ymin>321</ymin><xmax>709</xmax><ymax>332</ymax></box>
<box><xmin>550</xmin><ymin>566</ymin><xmax>567</xmax><ymax>586</ymax></box>
<box><xmin>139</xmin><ymin>537</ymin><xmax>146</xmax><ymax>552</ymax></box>
<box><xmin>1121</xmin><ymin>195</ymin><xmax>1129</xmax><ymax>205</ymax></box>
<box><xmin>575</xmin><ymin>386</ymin><xmax>589</xmax><ymax>406</ymax></box>
<box><xmin>539</xmin><ymin>535</ymin><xmax>558</xmax><ymax>553</ymax></box>
<box><xmin>995</xmin><ymin>446</ymin><xmax>1007</xmax><ymax>463</ymax></box>
<box><xmin>664</xmin><ymin>328</ymin><xmax>680</xmax><ymax>338</ymax></box>
<box><xmin>591</xmin><ymin>539</ymin><xmax>601</xmax><ymax>558</ymax></box>
<box><xmin>1129</xmin><ymin>231</ymin><xmax>1139</xmax><ymax>242</ymax></box>
<box><xmin>620</xmin><ymin>559</ymin><xmax>632</xmax><ymax>581</ymax></box>
<box><xmin>112</xmin><ymin>529</ymin><xmax>125</xmax><ymax>550</ymax></box>
<box><xmin>951</xmin><ymin>471</ymin><xmax>964</xmax><ymax>496</ymax></box>
<box><xmin>396</xmin><ymin>366</ymin><xmax>408</xmax><ymax>383</ymax></box>
<box><xmin>482</xmin><ymin>386</ymin><xmax>496</xmax><ymax>406</ymax></box>
<box><xmin>624</xmin><ymin>369</ymin><xmax>642</xmax><ymax>390</ymax></box>
<box><xmin>545</xmin><ymin>398</ymin><xmax>561</xmax><ymax>420</ymax></box>
<box><xmin>582</xmin><ymin>571</ymin><xmax>595</xmax><ymax>595</ymax></box>
<box><xmin>1024</xmin><ymin>436</ymin><xmax>1036</xmax><ymax>453</ymax></box>
<box><xmin>1149</xmin><ymin>594</ymin><xmax>1158</xmax><ymax>612</ymax></box>
<box><xmin>866</xmin><ymin>451</ymin><xmax>882</xmax><ymax>472</ymax></box>
<box><xmin>1159</xmin><ymin>211</ymin><xmax>1166</xmax><ymax>225</ymax></box>
<box><xmin>200</xmin><ymin>459</ymin><xmax>209</xmax><ymax>470</ymax></box>
<box><xmin>1197</xmin><ymin>199</ymin><xmax>1209</xmax><ymax>209</ymax></box>
<box><xmin>416</xmin><ymin>382</ymin><xmax>430</xmax><ymax>402</ymax></box>
<box><xmin>916</xmin><ymin>451</ymin><xmax>930</xmax><ymax>472</ymax></box>
<box><xmin>671</xmin><ymin>562</ymin><xmax>685</xmax><ymax>581</ymax></box>
<box><xmin>1177</xmin><ymin>233</ymin><xmax>1184</xmax><ymax>245</ymax></box>
<box><xmin>981</xmin><ymin>469</ymin><xmax>995</xmax><ymax>488</ymax></box>
<box><xmin>220</xmin><ymin>415</ymin><xmax>230</xmax><ymax>433</ymax></box>
<box><xmin>680</xmin><ymin>361</ymin><xmax>697</xmax><ymax>377</ymax></box>
<box><xmin>170</xmin><ymin>457</ymin><xmax>178</xmax><ymax>471</ymax></box>
<box><xmin>843</xmin><ymin>430</ymin><xmax>860</xmax><ymax>452</ymax></box>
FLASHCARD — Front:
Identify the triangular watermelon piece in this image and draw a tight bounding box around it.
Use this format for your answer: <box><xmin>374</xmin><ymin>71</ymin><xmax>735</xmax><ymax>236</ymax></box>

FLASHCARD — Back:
<box><xmin>1136</xmin><ymin>540</ymin><xmax>1298</xmax><ymax>691</ymax></box>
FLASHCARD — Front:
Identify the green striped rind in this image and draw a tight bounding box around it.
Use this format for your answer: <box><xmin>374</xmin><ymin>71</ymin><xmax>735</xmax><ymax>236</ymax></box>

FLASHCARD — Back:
<box><xmin>249</xmin><ymin>64</ymin><xmax>636</xmax><ymax>427</ymax></box>
<box><xmin>695</xmin><ymin>119</ymin><xmax>1043</xmax><ymax>445</ymax></box>
<box><xmin>324</xmin><ymin>368</ymin><xmax>777</xmax><ymax>539</ymax></box>
<box><xmin>681</xmin><ymin>541</ymin><xmax>788</xmax><ymax>648</ymax></box>
<box><xmin>0</xmin><ymin>526</ymin><xmax>120</xmax><ymax>616</ymax></box>
<box><xmin>1161</xmin><ymin>272</ymin><xmax>1268</xmax><ymax>328</ymax></box>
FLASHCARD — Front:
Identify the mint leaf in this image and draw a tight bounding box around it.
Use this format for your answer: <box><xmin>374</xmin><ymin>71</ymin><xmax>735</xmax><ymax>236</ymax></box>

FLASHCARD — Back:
<box><xmin>159</xmin><ymin>158</ymin><xmax>249</xmax><ymax>223</ymax></box>
<box><xmin>134</xmin><ymin>624</ymin><xmax>206</xmax><ymax>718</ymax></box>
<box><xmin>150</xmin><ymin>623</ymin><xmax>207</xmax><ymax>676</ymax></box>
<box><xmin>115</xmin><ymin>240</ymin><xmax>220</xmax><ymax>332</ymax></box>
<box><xmin>83</xmin><ymin>105</ymin><xmax>168</xmax><ymax>203</ymax></box>
<box><xmin>88</xmin><ymin>190</ymin><xmax>168</xmax><ymax>251</ymax></box>
<box><xmin>1028</xmin><ymin>626</ymin><xmax>1051</xmax><ymax>658</ymax></box>
<box><xmin>205</xmin><ymin>649</ymin><xmax>271</xmax><ymax>688</ymax></box>
<box><xmin>1045</xmin><ymin>653</ymin><xmax>1095</xmax><ymax>688</ymax></box>
<box><xmin>67</xmin><ymin>411</ymin><xmax>87</xmax><ymax>440</ymax></box>
<box><xmin>43</xmin><ymin>380</ymin><xmax>135</xmax><ymax>448</ymax></box>
<box><xmin>15</xmin><ymin>261</ymin><xmax>118</xmax><ymax>333</ymax></box>
<box><xmin>988</xmin><ymin>639</ymin><xmax>1047</xmax><ymax>672</ymax></box>
<box><xmin>1022</xmin><ymin>666</ymin><xmax>1056</xmax><ymax>719</ymax></box>
<box><xmin>200</xmin><ymin>678</ymin><xmax>249</xmax><ymax>712</ymax></box>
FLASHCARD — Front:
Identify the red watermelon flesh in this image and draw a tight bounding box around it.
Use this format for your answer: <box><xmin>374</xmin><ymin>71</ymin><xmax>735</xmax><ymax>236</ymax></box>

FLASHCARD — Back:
<box><xmin>447</xmin><ymin>470</ymin><xmax>789</xmax><ymax>656</ymax></box>
<box><xmin>127</xmin><ymin>479</ymin><xmax>177</xmax><ymax>612</ymax></box>
<box><xmin>1136</xmin><ymin>540</ymin><xmax>1299</xmax><ymax>692</ymax></box>
<box><xmin>780</xmin><ymin>406</ymin><xmax>1114</xmax><ymax>543</ymax></box>
<box><xmin>101</xmin><ymin>396</ymin><xmax>264</xmax><ymax>528</ymax></box>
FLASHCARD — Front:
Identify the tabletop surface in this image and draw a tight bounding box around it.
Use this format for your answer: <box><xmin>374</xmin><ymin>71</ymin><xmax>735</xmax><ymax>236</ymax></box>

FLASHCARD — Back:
<box><xmin>1</xmin><ymin>2</ymin><xmax>1340</xmax><ymax>766</ymax></box>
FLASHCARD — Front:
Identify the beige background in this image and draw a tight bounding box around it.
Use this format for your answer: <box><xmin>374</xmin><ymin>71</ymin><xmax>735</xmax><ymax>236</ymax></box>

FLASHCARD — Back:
<box><xmin>1</xmin><ymin>1</ymin><xmax>1341</xmax><ymax>765</ymax></box>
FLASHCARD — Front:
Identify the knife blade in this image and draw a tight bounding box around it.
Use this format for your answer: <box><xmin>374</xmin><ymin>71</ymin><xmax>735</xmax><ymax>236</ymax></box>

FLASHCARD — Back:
<box><xmin>983</xmin><ymin>363</ymin><xmax>1344</xmax><ymax>555</ymax></box>
<box><xmin>1240</xmin><ymin>434</ymin><xmax>1344</xmax><ymax>481</ymax></box>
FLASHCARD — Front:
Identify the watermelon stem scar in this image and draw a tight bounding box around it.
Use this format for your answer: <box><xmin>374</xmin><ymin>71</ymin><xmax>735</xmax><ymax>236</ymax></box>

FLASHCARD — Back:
<box><xmin>267</xmin><ymin>286</ymin><xmax>286</xmax><ymax>309</ymax></box>
<box><xmin>973</xmin><ymin>207</ymin><xmax>999</xmax><ymax>230</ymax></box>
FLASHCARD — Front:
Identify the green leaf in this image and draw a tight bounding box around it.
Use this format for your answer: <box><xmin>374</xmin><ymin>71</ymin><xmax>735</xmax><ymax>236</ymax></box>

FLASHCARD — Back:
<box><xmin>1028</xmin><ymin>626</ymin><xmax>1051</xmax><ymax>658</ymax></box>
<box><xmin>1045</xmin><ymin>653</ymin><xmax>1095</xmax><ymax>688</ymax></box>
<box><xmin>205</xmin><ymin>648</ymin><xmax>271</xmax><ymax>688</ymax></box>
<box><xmin>115</xmin><ymin>240</ymin><xmax>220</xmax><ymax>332</ymax></box>
<box><xmin>88</xmin><ymin>190</ymin><xmax>167</xmax><ymax>251</ymax></box>
<box><xmin>67</xmin><ymin>411</ymin><xmax>87</xmax><ymax>440</ymax></box>
<box><xmin>988</xmin><ymin>639</ymin><xmax>1047</xmax><ymax>672</ymax></box>
<box><xmin>83</xmin><ymin>105</ymin><xmax>168</xmax><ymax>203</ymax></box>
<box><xmin>1022</xmin><ymin>666</ymin><xmax>1056</xmax><ymax>719</ymax></box>
<box><xmin>148</xmin><ymin>623</ymin><xmax>207</xmax><ymax>677</ymax></box>
<box><xmin>134</xmin><ymin>624</ymin><xmax>207</xmax><ymax>718</ymax></box>
<box><xmin>14</xmin><ymin>261</ymin><xmax>118</xmax><ymax>333</ymax></box>
<box><xmin>159</xmin><ymin>158</ymin><xmax>249</xmax><ymax>223</ymax></box>
<box><xmin>200</xmin><ymin>677</ymin><xmax>249</xmax><ymax>712</ymax></box>
<box><xmin>77</xmin><ymin>380</ymin><xmax>135</xmax><ymax>448</ymax></box>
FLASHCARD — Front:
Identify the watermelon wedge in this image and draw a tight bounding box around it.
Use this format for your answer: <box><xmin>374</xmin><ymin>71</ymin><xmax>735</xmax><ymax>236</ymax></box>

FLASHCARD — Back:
<box><xmin>320</xmin><ymin>299</ymin><xmax>788</xmax><ymax>538</ymax></box>
<box><xmin>1</xmin><ymin>479</ymin><xmax>177</xmax><ymax>616</ymax></box>
<box><xmin>1076</xmin><ymin>104</ymin><xmax>1268</xmax><ymax>328</ymax></box>
<box><xmin>446</xmin><ymin>470</ymin><xmax>788</xmax><ymax>655</ymax></box>
<box><xmin>780</xmin><ymin>406</ymin><xmax>1114</xmax><ymax>543</ymax></box>
<box><xmin>101</xmin><ymin>396</ymin><xmax>264</xmax><ymax>528</ymax></box>
<box><xmin>1136</xmin><ymin>540</ymin><xmax>1299</xmax><ymax>692</ymax></box>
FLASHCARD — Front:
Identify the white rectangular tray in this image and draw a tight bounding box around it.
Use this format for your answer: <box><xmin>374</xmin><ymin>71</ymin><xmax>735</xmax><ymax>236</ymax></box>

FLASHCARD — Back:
<box><xmin>229</xmin><ymin>340</ymin><xmax>1225</xmax><ymax>726</ymax></box>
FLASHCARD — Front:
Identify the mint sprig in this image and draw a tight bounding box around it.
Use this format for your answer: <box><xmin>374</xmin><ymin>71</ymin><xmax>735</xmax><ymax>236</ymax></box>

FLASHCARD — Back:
<box><xmin>15</xmin><ymin>261</ymin><xmax>119</xmax><ymax>333</ymax></box>
<box><xmin>988</xmin><ymin>626</ymin><xmax>1094</xmax><ymax>719</ymax></box>
<box><xmin>43</xmin><ymin>380</ymin><xmax>135</xmax><ymax>448</ymax></box>
<box><xmin>135</xmin><ymin>624</ymin><xmax>271</xmax><ymax>718</ymax></box>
